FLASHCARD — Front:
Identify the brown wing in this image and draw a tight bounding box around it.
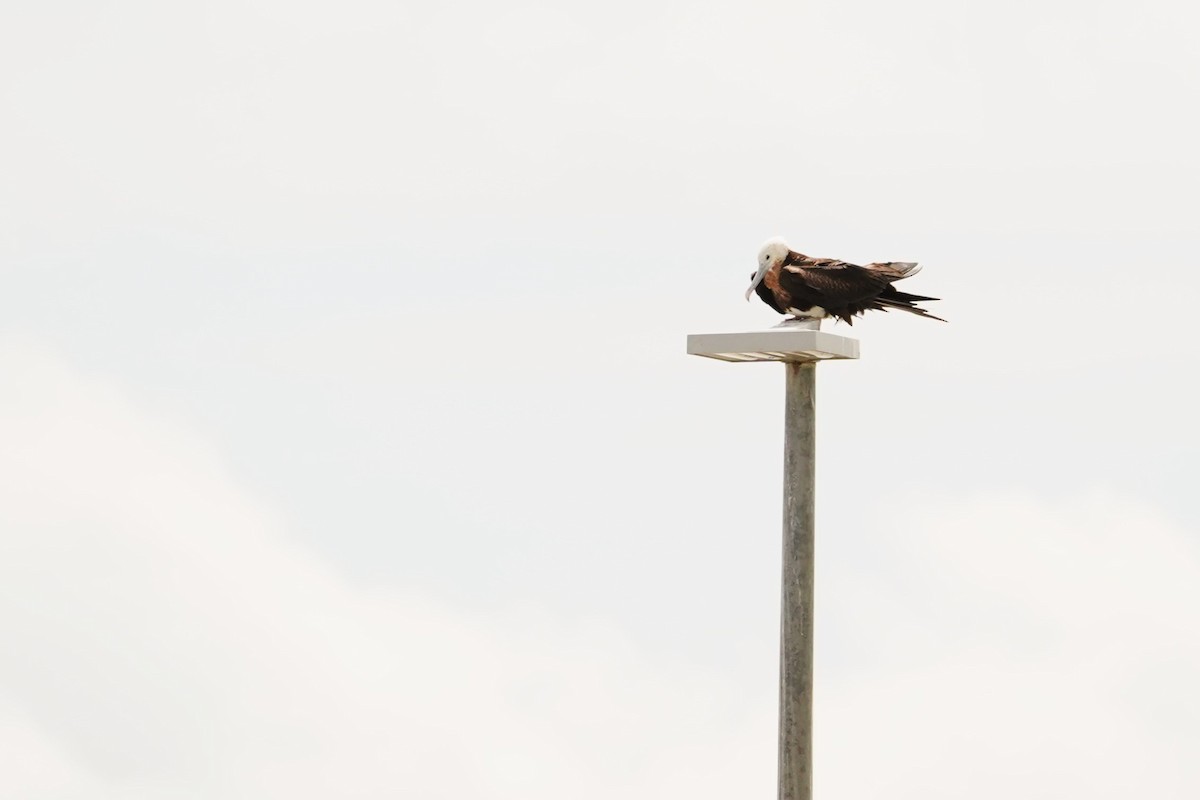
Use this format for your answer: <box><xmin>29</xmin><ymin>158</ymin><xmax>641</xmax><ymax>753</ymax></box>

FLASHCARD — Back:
<box><xmin>780</xmin><ymin>254</ymin><xmax>889</xmax><ymax>303</ymax></box>
<box><xmin>863</xmin><ymin>261</ymin><xmax>920</xmax><ymax>281</ymax></box>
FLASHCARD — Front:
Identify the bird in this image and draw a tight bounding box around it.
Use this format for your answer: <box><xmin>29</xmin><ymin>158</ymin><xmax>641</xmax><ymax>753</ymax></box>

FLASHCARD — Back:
<box><xmin>745</xmin><ymin>237</ymin><xmax>945</xmax><ymax>325</ymax></box>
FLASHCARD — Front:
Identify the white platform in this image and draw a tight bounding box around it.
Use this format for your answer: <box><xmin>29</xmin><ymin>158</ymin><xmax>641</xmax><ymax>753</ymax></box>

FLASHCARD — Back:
<box><xmin>687</xmin><ymin>327</ymin><xmax>860</xmax><ymax>364</ymax></box>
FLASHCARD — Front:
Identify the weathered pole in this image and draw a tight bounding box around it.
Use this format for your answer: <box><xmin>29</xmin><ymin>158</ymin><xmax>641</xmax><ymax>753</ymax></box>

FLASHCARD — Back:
<box><xmin>779</xmin><ymin>361</ymin><xmax>816</xmax><ymax>800</ymax></box>
<box><xmin>686</xmin><ymin>325</ymin><xmax>857</xmax><ymax>800</ymax></box>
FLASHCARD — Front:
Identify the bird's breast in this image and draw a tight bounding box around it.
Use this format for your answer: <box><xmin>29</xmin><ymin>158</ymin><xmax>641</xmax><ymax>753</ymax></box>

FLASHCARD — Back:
<box><xmin>763</xmin><ymin>266</ymin><xmax>789</xmax><ymax>304</ymax></box>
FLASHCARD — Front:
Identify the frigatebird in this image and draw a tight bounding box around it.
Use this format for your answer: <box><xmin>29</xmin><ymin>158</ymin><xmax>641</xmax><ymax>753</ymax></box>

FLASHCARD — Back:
<box><xmin>745</xmin><ymin>237</ymin><xmax>945</xmax><ymax>324</ymax></box>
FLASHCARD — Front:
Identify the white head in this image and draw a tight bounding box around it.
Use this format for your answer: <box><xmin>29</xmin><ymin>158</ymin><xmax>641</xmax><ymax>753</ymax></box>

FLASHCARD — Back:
<box><xmin>745</xmin><ymin>237</ymin><xmax>790</xmax><ymax>301</ymax></box>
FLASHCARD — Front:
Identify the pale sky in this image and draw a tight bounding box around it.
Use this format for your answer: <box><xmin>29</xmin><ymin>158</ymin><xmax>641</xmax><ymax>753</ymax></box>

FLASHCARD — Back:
<box><xmin>2</xmin><ymin>1</ymin><xmax>1199</xmax><ymax>797</ymax></box>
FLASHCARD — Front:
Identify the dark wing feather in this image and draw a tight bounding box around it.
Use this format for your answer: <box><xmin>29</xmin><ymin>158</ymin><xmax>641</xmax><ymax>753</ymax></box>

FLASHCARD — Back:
<box><xmin>780</xmin><ymin>255</ymin><xmax>890</xmax><ymax>303</ymax></box>
<box><xmin>864</xmin><ymin>261</ymin><xmax>919</xmax><ymax>280</ymax></box>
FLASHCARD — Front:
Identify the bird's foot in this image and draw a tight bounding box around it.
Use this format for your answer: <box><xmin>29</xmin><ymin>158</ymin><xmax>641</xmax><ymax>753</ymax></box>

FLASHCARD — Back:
<box><xmin>774</xmin><ymin>317</ymin><xmax>822</xmax><ymax>331</ymax></box>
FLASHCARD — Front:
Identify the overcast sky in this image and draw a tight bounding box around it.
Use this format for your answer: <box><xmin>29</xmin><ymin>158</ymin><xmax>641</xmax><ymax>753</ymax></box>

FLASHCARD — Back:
<box><xmin>2</xmin><ymin>0</ymin><xmax>1199</xmax><ymax>797</ymax></box>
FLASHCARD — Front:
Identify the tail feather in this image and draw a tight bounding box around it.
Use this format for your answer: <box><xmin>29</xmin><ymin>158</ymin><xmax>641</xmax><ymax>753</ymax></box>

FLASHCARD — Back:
<box><xmin>874</xmin><ymin>296</ymin><xmax>947</xmax><ymax>322</ymax></box>
<box><xmin>888</xmin><ymin>289</ymin><xmax>940</xmax><ymax>303</ymax></box>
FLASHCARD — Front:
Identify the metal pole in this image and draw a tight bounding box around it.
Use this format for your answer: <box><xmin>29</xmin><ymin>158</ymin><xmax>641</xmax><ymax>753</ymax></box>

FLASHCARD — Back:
<box><xmin>779</xmin><ymin>361</ymin><xmax>816</xmax><ymax>800</ymax></box>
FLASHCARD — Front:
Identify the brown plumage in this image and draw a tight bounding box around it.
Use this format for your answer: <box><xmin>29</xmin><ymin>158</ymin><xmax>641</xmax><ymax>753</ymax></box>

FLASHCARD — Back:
<box><xmin>746</xmin><ymin>238</ymin><xmax>945</xmax><ymax>325</ymax></box>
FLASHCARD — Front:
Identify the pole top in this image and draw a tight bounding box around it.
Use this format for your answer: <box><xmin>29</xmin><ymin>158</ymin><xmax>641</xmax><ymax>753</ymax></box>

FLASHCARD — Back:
<box><xmin>686</xmin><ymin>323</ymin><xmax>859</xmax><ymax>364</ymax></box>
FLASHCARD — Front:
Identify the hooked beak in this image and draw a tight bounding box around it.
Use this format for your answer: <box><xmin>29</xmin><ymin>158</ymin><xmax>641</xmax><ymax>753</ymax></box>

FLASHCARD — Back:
<box><xmin>744</xmin><ymin>263</ymin><xmax>769</xmax><ymax>301</ymax></box>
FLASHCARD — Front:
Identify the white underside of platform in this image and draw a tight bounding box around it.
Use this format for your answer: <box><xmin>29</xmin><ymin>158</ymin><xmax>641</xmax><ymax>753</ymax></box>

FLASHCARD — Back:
<box><xmin>686</xmin><ymin>327</ymin><xmax>860</xmax><ymax>364</ymax></box>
